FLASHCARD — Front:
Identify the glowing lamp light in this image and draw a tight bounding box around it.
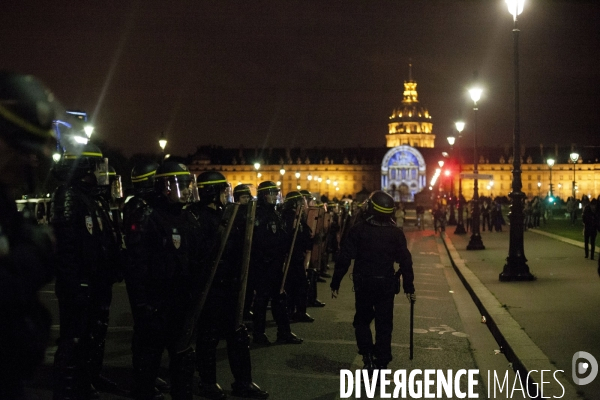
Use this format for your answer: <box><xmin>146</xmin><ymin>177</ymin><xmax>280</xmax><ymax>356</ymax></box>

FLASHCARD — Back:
<box><xmin>444</xmin><ymin>170</ymin><xmax>450</xmax><ymax>177</ymax></box>
<box><xmin>505</xmin><ymin>0</ymin><xmax>525</xmax><ymax>20</ymax></box>
<box><xmin>52</xmin><ymin>152</ymin><xmax>61</xmax><ymax>162</ymax></box>
<box><xmin>307</xmin><ymin>173</ymin><xmax>312</xmax><ymax>181</ymax></box>
<box><xmin>280</xmin><ymin>168</ymin><xmax>286</xmax><ymax>176</ymax></box>
<box><xmin>73</xmin><ymin>136</ymin><xmax>88</xmax><ymax>144</ymax></box>
<box><xmin>295</xmin><ymin>171</ymin><xmax>300</xmax><ymax>179</ymax></box>
<box><xmin>254</xmin><ymin>162</ymin><xmax>260</xmax><ymax>170</ymax></box>
<box><xmin>455</xmin><ymin>121</ymin><xmax>465</xmax><ymax>133</ymax></box>
<box><xmin>84</xmin><ymin>124</ymin><xmax>94</xmax><ymax>138</ymax></box>
<box><xmin>447</xmin><ymin>136</ymin><xmax>455</xmax><ymax>146</ymax></box>
<box><xmin>438</xmin><ymin>160</ymin><xmax>444</xmax><ymax>168</ymax></box>
<box><xmin>276</xmin><ymin>181</ymin><xmax>281</xmax><ymax>186</ymax></box>
<box><xmin>469</xmin><ymin>87</ymin><xmax>483</xmax><ymax>103</ymax></box>
<box><xmin>546</xmin><ymin>158</ymin><xmax>555</xmax><ymax>168</ymax></box>
<box><xmin>296</xmin><ymin>185</ymin><xmax>301</xmax><ymax>190</ymax></box>
<box><xmin>257</xmin><ymin>172</ymin><xmax>262</xmax><ymax>178</ymax></box>
<box><xmin>570</xmin><ymin>152</ymin><xmax>579</xmax><ymax>163</ymax></box>
<box><xmin>326</xmin><ymin>178</ymin><xmax>331</xmax><ymax>185</ymax></box>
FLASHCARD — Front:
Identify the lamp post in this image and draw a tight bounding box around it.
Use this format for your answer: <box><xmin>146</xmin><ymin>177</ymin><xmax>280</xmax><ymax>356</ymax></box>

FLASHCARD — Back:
<box><xmin>454</xmin><ymin>121</ymin><xmax>467</xmax><ymax>234</ymax></box>
<box><xmin>158</xmin><ymin>131</ymin><xmax>167</xmax><ymax>163</ymax></box>
<box><xmin>447</xmin><ymin>135</ymin><xmax>457</xmax><ymax>226</ymax></box>
<box><xmin>467</xmin><ymin>86</ymin><xmax>485</xmax><ymax>250</ymax></box>
<box><xmin>500</xmin><ymin>0</ymin><xmax>534</xmax><ymax>281</ymax></box>
<box><xmin>547</xmin><ymin>158</ymin><xmax>555</xmax><ymax>199</ymax></box>
<box><xmin>570</xmin><ymin>152</ymin><xmax>579</xmax><ymax>199</ymax></box>
<box><xmin>307</xmin><ymin>173</ymin><xmax>312</xmax><ymax>191</ymax></box>
<box><xmin>254</xmin><ymin>162</ymin><xmax>260</xmax><ymax>186</ymax></box>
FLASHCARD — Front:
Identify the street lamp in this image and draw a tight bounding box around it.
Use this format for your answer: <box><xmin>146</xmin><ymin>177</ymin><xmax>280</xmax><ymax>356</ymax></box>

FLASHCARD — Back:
<box><xmin>547</xmin><ymin>158</ymin><xmax>555</xmax><ymax>200</ymax></box>
<box><xmin>454</xmin><ymin>121</ymin><xmax>467</xmax><ymax>234</ymax></box>
<box><xmin>467</xmin><ymin>85</ymin><xmax>484</xmax><ymax>250</ymax></box>
<box><xmin>254</xmin><ymin>162</ymin><xmax>261</xmax><ymax>186</ymax></box>
<box><xmin>500</xmin><ymin>0</ymin><xmax>534</xmax><ymax>281</ymax></box>
<box><xmin>537</xmin><ymin>181</ymin><xmax>541</xmax><ymax>196</ymax></box>
<box><xmin>84</xmin><ymin>124</ymin><xmax>94</xmax><ymax>138</ymax></box>
<box><xmin>570</xmin><ymin>152</ymin><xmax>579</xmax><ymax>199</ymax></box>
<box><xmin>447</xmin><ymin>135</ymin><xmax>457</xmax><ymax>226</ymax></box>
<box><xmin>158</xmin><ymin>131</ymin><xmax>167</xmax><ymax>163</ymax></box>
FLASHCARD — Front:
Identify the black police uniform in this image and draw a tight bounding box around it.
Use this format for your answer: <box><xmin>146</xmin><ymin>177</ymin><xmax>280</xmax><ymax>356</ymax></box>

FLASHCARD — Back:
<box><xmin>0</xmin><ymin>186</ymin><xmax>55</xmax><ymax>400</ymax></box>
<box><xmin>251</xmin><ymin>201</ymin><xmax>301</xmax><ymax>344</ymax></box>
<box><xmin>125</xmin><ymin>195</ymin><xmax>200</xmax><ymax>400</ymax></box>
<box><xmin>330</xmin><ymin>215</ymin><xmax>414</xmax><ymax>369</ymax></box>
<box><xmin>189</xmin><ymin>200</ymin><xmax>267</xmax><ymax>399</ymax></box>
<box><xmin>281</xmin><ymin>208</ymin><xmax>313</xmax><ymax>321</ymax></box>
<box><xmin>51</xmin><ymin>180</ymin><xmax>122</xmax><ymax>400</ymax></box>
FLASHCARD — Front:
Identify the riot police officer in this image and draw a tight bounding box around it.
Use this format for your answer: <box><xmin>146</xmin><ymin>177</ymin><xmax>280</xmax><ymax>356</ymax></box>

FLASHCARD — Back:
<box><xmin>281</xmin><ymin>191</ymin><xmax>314</xmax><ymax>322</ymax></box>
<box><xmin>330</xmin><ymin>190</ymin><xmax>415</xmax><ymax>371</ymax></box>
<box><xmin>0</xmin><ymin>72</ymin><xmax>59</xmax><ymax>400</ymax></box>
<box><xmin>125</xmin><ymin>161</ymin><xmax>200</xmax><ymax>400</ymax></box>
<box><xmin>122</xmin><ymin>161</ymin><xmax>160</xmax><ymax>234</ymax></box>
<box><xmin>234</xmin><ymin>183</ymin><xmax>252</xmax><ymax>205</ymax></box>
<box><xmin>251</xmin><ymin>181</ymin><xmax>302</xmax><ymax>345</ymax></box>
<box><xmin>189</xmin><ymin>171</ymin><xmax>268</xmax><ymax>399</ymax></box>
<box><xmin>51</xmin><ymin>142</ymin><xmax>123</xmax><ymax>399</ymax></box>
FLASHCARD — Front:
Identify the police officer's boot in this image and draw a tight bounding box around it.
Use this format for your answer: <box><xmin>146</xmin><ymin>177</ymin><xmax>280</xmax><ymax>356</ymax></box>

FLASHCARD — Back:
<box><xmin>306</xmin><ymin>269</ymin><xmax>325</xmax><ymax>307</ymax></box>
<box><xmin>170</xmin><ymin>347</ymin><xmax>195</xmax><ymax>400</ymax></box>
<box><xmin>53</xmin><ymin>338</ymin><xmax>88</xmax><ymax>400</ymax></box>
<box><xmin>196</xmin><ymin>334</ymin><xmax>225</xmax><ymax>399</ymax></box>
<box><xmin>131</xmin><ymin>347</ymin><xmax>164</xmax><ymax>400</ymax></box>
<box><xmin>228</xmin><ymin>327</ymin><xmax>269</xmax><ymax>399</ymax></box>
<box><xmin>362</xmin><ymin>353</ymin><xmax>375</xmax><ymax>377</ymax></box>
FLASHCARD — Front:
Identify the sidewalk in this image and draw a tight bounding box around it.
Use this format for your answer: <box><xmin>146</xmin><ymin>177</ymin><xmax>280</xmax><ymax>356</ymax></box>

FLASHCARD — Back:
<box><xmin>440</xmin><ymin>226</ymin><xmax>600</xmax><ymax>400</ymax></box>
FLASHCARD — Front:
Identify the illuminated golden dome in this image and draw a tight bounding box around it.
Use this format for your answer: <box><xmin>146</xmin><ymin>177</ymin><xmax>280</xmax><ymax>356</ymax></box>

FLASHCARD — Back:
<box><xmin>386</xmin><ymin>63</ymin><xmax>435</xmax><ymax>148</ymax></box>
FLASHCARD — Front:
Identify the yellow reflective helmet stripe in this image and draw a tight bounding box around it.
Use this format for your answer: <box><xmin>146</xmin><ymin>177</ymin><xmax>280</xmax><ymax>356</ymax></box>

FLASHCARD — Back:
<box><xmin>372</xmin><ymin>201</ymin><xmax>394</xmax><ymax>214</ymax></box>
<box><xmin>258</xmin><ymin>185</ymin><xmax>279</xmax><ymax>191</ymax></box>
<box><xmin>285</xmin><ymin>193</ymin><xmax>303</xmax><ymax>202</ymax></box>
<box><xmin>154</xmin><ymin>171</ymin><xmax>190</xmax><ymax>178</ymax></box>
<box><xmin>63</xmin><ymin>151</ymin><xmax>103</xmax><ymax>160</ymax></box>
<box><xmin>198</xmin><ymin>179</ymin><xmax>227</xmax><ymax>185</ymax></box>
<box><xmin>131</xmin><ymin>170</ymin><xmax>156</xmax><ymax>182</ymax></box>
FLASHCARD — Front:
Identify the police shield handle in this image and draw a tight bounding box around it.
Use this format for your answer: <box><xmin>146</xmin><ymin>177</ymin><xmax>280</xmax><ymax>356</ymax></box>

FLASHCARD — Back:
<box><xmin>280</xmin><ymin>205</ymin><xmax>304</xmax><ymax>294</ymax></box>
<box><xmin>175</xmin><ymin>202</ymin><xmax>240</xmax><ymax>354</ymax></box>
<box><xmin>234</xmin><ymin>200</ymin><xmax>256</xmax><ymax>328</ymax></box>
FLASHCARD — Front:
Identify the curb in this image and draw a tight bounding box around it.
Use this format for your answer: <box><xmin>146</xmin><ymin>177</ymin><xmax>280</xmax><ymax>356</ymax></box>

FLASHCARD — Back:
<box><xmin>439</xmin><ymin>232</ymin><xmax>581</xmax><ymax>399</ymax></box>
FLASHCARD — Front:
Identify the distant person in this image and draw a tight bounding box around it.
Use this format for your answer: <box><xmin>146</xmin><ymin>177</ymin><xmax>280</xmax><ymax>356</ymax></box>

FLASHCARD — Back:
<box><xmin>394</xmin><ymin>203</ymin><xmax>405</xmax><ymax>228</ymax></box>
<box><xmin>583</xmin><ymin>198</ymin><xmax>598</xmax><ymax>260</ymax></box>
<box><xmin>330</xmin><ymin>191</ymin><xmax>415</xmax><ymax>373</ymax></box>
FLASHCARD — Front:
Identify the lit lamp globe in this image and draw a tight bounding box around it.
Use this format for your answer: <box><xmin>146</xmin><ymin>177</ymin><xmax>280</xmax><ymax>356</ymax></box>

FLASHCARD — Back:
<box><xmin>254</xmin><ymin>162</ymin><xmax>260</xmax><ymax>170</ymax></box>
<box><xmin>455</xmin><ymin>121</ymin><xmax>465</xmax><ymax>134</ymax></box>
<box><xmin>280</xmin><ymin>168</ymin><xmax>286</xmax><ymax>176</ymax></box>
<box><xmin>84</xmin><ymin>124</ymin><xmax>94</xmax><ymax>138</ymax></box>
<box><xmin>570</xmin><ymin>152</ymin><xmax>579</xmax><ymax>164</ymax></box>
<box><xmin>469</xmin><ymin>87</ymin><xmax>483</xmax><ymax>104</ymax></box>
<box><xmin>546</xmin><ymin>158</ymin><xmax>555</xmax><ymax>168</ymax></box>
<box><xmin>447</xmin><ymin>136</ymin><xmax>455</xmax><ymax>146</ymax></box>
<box><xmin>505</xmin><ymin>0</ymin><xmax>525</xmax><ymax>20</ymax></box>
<box><xmin>52</xmin><ymin>152</ymin><xmax>61</xmax><ymax>162</ymax></box>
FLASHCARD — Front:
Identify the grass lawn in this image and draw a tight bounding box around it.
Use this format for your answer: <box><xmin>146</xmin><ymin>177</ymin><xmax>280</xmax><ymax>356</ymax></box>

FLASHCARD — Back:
<box><xmin>533</xmin><ymin>211</ymin><xmax>585</xmax><ymax>243</ymax></box>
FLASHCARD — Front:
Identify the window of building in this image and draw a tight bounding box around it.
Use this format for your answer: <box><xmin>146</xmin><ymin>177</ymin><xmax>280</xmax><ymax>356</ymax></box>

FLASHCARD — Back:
<box><xmin>528</xmin><ymin>183</ymin><xmax>531</xmax><ymax>190</ymax></box>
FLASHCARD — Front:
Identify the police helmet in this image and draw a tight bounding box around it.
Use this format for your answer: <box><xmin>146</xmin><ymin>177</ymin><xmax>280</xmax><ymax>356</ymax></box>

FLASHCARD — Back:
<box><xmin>233</xmin><ymin>184</ymin><xmax>252</xmax><ymax>203</ymax></box>
<box><xmin>257</xmin><ymin>181</ymin><xmax>281</xmax><ymax>205</ymax></box>
<box><xmin>131</xmin><ymin>161</ymin><xmax>159</xmax><ymax>195</ymax></box>
<box><xmin>283</xmin><ymin>190</ymin><xmax>307</xmax><ymax>211</ymax></box>
<box><xmin>366</xmin><ymin>190</ymin><xmax>395</xmax><ymax>219</ymax></box>
<box><xmin>155</xmin><ymin>161</ymin><xmax>193</xmax><ymax>203</ymax></box>
<box><xmin>52</xmin><ymin>142</ymin><xmax>105</xmax><ymax>182</ymax></box>
<box><xmin>0</xmin><ymin>72</ymin><xmax>59</xmax><ymax>158</ymax></box>
<box><xmin>197</xmin><ymin>170</ymin><xmax>231</xmax><ymax>205</ymax></box>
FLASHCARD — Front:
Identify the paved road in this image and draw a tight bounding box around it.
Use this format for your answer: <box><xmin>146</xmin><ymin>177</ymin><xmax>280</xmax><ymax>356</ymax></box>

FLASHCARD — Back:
<box><xmin>26</xmin><ymin>218</ymin><xmax>522</xmax><ymax>399</ymax></box>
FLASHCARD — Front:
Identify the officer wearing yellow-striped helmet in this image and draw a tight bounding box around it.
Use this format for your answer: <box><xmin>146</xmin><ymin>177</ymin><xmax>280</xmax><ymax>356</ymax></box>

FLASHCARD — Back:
<box><xmin>154</xmin><ymin>161</ymin><xmax>193</xmax><ymax>204</ymax></box>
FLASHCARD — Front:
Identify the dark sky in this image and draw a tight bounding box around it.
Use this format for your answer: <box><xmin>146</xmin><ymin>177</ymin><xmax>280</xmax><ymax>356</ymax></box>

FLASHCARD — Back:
<box><xmin>2</xmin><ymin>0</ymin><xmax>599</xmax><ymax>157</ymax></box>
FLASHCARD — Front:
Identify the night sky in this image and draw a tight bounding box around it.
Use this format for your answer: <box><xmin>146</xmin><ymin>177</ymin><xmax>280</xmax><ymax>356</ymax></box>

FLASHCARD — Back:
<box><xmin>2</xmin><ymin>1</ymin><xmax>599</xmax><ymax>157</ymax></box>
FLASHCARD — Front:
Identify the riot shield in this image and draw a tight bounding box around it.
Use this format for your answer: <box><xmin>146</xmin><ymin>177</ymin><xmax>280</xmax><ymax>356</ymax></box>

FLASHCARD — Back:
<box><xmin>280</xmin><ymin>205</ymin><xmax>304</xmax><ymax>293</ymax></box>
<box><xmin>234</xmin><ymin>200</ymin><xmax>256</xmax><ymax>327</ymax></box>
<box><xmin>310</xmin><ymin>207</ymin><xmax>325</xmax><ymax>268</ymax></box>
<box><xmin>175</xmin><ymin>202</ymin><xmax>240</xmax><ymax>353</ymax></box>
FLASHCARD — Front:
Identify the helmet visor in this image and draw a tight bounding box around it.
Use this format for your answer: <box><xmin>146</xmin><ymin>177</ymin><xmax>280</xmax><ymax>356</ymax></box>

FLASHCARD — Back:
<box><xmin>111</xmin><ymin>175</ymin><xmax>123</xmax><ymax>199</ymax></box>
<box><xmin>166</xmin><ymin>175</ymin><xmax>193</xmax><ymax>203</ymax></box>
<box><xmin>94</xmin><ymin>158</ymin><xmax>110</xmax><ymax>186</ymax></box>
